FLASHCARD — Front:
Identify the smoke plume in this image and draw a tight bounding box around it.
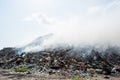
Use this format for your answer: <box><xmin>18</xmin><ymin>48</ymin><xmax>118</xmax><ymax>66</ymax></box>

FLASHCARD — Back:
<box><xmin>22</xmin><ymin>0</ymin><xmax>120</xmax><ymax>52</ymax></box>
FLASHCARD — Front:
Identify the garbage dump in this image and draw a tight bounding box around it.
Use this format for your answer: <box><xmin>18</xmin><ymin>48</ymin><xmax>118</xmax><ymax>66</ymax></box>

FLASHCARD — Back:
<box><xmin>0</xmin><ymin>46</ymin><xmax>120</xmax><ymax>80</ymax></box>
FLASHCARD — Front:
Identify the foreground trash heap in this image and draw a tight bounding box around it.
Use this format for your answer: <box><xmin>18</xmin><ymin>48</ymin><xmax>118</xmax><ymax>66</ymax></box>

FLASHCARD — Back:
<box><xmin>0</xmin><ymin>47</ymin><xmax>120</xmax><ymax>78</ymax></box>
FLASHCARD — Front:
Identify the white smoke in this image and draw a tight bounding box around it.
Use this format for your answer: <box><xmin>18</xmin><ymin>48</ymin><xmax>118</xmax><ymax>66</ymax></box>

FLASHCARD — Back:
<box><xmin>22</xmin><ymin>0</ymin><xmax>120</xmax><ymax>52</ymax></box>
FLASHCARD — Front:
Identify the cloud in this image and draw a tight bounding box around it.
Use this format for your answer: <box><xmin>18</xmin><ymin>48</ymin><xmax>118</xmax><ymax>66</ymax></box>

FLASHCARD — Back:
<box><xmin>105</xmin><ymin>0</ymin><xmax>120</xmax><ymax>10</ymax></box>
<box><xmin>24</xmin><ymin>12</ymin><xmax>57</xmax><ymax>25</ymax></box>
<box><xmin>88</xmin><ymin>6</ymin><xmax>101</xmax><ymax>14</ymax></box>
<box><xmin>88</xmin><ymin>0</ymin><xmax>120</xmax><ymax>15</ymax></box>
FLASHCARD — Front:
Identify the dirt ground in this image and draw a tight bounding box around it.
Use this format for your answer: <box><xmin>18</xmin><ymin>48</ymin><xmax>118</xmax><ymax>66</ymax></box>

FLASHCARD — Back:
<box><xmin>0</xmin><ymin>68</ymin><xmax>120</xmax><ymax>80</ymax></box>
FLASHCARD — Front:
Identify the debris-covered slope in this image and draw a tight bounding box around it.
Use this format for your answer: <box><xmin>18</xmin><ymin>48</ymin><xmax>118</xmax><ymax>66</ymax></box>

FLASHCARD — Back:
<box><xmin>0</xmin><ymin>46</ymin><xmax>120</xmax><ymax>78</ymax></box>
<box><xmin>0</xmin><ymin>34</ymin><xmax>120</xmax><ymax>78</ymax></box>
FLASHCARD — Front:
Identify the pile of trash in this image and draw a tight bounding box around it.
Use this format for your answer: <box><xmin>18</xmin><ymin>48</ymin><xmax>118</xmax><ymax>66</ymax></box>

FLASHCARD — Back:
<box><xmin>0</xmin><ymin>46</ymin><xmax>120</xmax><ymax>78</ymax></box>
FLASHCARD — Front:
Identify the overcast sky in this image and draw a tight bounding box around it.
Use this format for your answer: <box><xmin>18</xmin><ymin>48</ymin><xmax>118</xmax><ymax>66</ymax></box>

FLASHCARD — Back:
<box><xmin>0</xmin><ymin>0</ymin><xmax>120</xmax><ymax>49</ymax></box>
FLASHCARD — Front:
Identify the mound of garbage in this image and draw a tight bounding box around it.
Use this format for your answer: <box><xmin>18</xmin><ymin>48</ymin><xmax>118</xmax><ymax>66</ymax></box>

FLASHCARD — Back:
<box><xmin>0</xmin><ymin>46</ymin><xmax>120</xmax><ymax>78</ymax></box>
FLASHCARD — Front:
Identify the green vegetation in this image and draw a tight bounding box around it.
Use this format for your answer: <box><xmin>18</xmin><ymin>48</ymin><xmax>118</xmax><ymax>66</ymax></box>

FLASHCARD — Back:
<box><xmin>14</xmin><ymin>67</ymin><xmax>28</xmax><ymax>72</ymax></box>
<box><xmin>72</xmin><ymin>77</ymin><xmax>87</xmax><ymax>80</ymax></box>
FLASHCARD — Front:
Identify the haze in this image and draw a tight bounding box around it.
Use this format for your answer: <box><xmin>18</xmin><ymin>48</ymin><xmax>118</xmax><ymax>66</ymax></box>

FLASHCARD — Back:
<box><xmin>0</xmin><ymin>0</ymin><xmax>120</xmax><ymax>49</ymax></box>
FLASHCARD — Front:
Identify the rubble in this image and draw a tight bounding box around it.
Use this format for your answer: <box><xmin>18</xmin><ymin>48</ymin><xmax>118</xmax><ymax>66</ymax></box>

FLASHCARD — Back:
<box><xmin>0</xmin><ymin>46</ymin><xmax>120</xmax><ymax>79</ymax></box>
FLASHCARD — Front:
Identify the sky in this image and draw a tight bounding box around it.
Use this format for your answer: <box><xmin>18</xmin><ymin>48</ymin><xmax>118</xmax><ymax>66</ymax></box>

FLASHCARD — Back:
<box><xmin>0</xmin><ymin>0</ymin><xmax>120</xmax><ymax>49</ymax></box>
